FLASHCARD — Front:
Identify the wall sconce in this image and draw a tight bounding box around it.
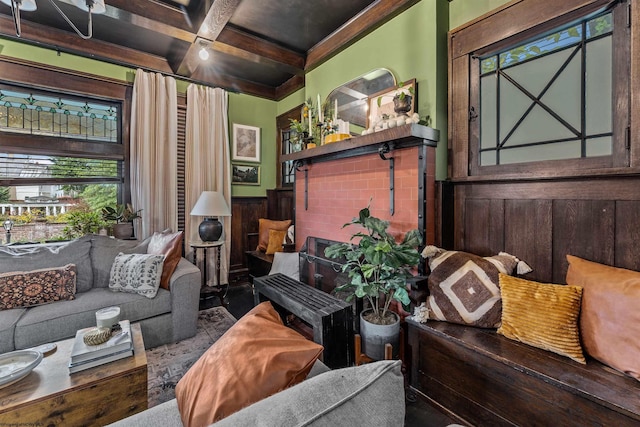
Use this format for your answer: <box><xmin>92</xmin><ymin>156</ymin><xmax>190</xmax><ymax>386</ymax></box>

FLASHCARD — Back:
<box><xmin>1</xmin><ymin>0</ymin><xmax>106</xmax><ymax>39</ymax></box>
<box><xmin>3</xmin><ymin>219</ymin><xmax>13</xmax><ymax>244</ymax></box>
<box><xmin>190</xmin><ymin>191</ymin><xmax>231</xmax><ymax>242</ymax></box>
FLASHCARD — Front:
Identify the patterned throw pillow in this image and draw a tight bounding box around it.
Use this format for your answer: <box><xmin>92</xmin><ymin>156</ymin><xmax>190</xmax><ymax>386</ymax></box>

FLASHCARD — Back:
<box><xmin>108</xmin><ymin>253</ymin><xmax>164</xmax><ymax>299</ymax></box>
<box><xmin>0</xmin><ymin>264</ymin><xmax>77</xmax><ymax>310</ymax></box>
<box><xmin>422</xmin><ymin>246</ymin><xmax>532</xmax><ymax>328</ymax></box>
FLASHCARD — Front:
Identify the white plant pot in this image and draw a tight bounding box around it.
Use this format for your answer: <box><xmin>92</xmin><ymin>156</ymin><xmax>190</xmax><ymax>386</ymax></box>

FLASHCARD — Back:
<box><xmin>360</xmin><ymin>309</ymin><xmax>400</xmax><ymax>360</ymax></box>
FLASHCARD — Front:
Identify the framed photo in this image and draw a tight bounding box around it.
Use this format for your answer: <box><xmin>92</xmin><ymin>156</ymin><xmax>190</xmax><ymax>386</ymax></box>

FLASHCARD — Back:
<box><xmin>232</xmin><ymin>164</ymin><xmax>260</xmax><ymax>185</ymax></box>
<box><xmin>232</xmin><ymin>123</ymin><xmax>261</xmax><ymax>162</ymax></box>
<box><xmin>366</xmin><ymin>79</ymin><xmax>417</xmax><ymax>129</ymax></box>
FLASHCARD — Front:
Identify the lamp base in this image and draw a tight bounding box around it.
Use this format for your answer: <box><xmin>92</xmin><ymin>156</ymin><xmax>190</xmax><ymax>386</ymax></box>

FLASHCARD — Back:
<box><xmin>199</xmin><ymin>217</ymin><xmax>222</xmax><ymax>242</ymax></box>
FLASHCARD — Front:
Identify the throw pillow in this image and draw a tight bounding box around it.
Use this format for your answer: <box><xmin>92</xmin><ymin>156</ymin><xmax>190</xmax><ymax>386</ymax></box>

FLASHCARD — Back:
<box><xmin>90</xmin><ymin>234</ymin><xmax>151</xmax><ymax>288</ymax></box>
<box><xmin>0</xmin><ymin>264</ymin><xmax>77</xmax><ymax>310</ymax></box>
<box><xmin>147</xmin><ymin>230</ymin><xmax>183</xmax><ymax>290</ymax></box>
<box><xmin>265</xmin><ymin>229</ymin><xmax>287</xmax><ymax>255</ymax></box>
<box><xmin>175</xmin><ymin>301</ymin><xmax>323</xmax><ymax>425</ymax></box>
<box><xmin>497</xmin><ymin>274</ymin><xmax>586</xmax><ymax>364</ymax></box>
<box><xmin>108</xmin><ymin>253</ymin><xmax>164</xmax><ymax>299</ymax></box>
<box><xmin>257</xmin><ymin>218</ymin><xmax>292</xmax><ymax>252</ymax></box>
<box><xmin>566</xmin><ymin>255</ymin><xmax>640</xmax><ymax>380</ymax></box>
<box><xmin>269</xmin><ymin>252</ymin><xmax>300</xmax><ymax>281</ymax></box>
<box><xmin>211</xmin><ymin>360</ymin><xmax>405</xmax><ymax>427</ymax></box>
<box><xmin>421</xmin><ymin>246</ymin><xmax>532</xmax><ymax>328</ymax></box>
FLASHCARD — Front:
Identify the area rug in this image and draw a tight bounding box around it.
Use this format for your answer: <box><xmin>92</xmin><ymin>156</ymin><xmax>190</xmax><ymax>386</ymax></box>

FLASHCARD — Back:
<box><xmin>146</xmin><ymin>307</ymin><xmax>237</xmax><ymax>407</ymax></box>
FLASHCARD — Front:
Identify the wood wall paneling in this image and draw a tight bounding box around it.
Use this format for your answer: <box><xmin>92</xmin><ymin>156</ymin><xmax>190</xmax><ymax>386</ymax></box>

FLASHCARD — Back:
<box><xmin>229</xmin><ymin>197</ymin><xmax>267</xmax><ymax>283</ymax></box>
<box><xmin>615</xmin><ymin>201</ymin><xmax>640</xmax><ymax>271</ymax></box>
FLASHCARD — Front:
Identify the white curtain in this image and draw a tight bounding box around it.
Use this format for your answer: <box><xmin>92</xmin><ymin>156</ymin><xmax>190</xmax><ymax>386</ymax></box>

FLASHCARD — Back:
<box><xmin>186</xmin><ymin>85</ymin><xmax>231</xmax><ymax>285</ymax></box>
<box><xmin>130</xmin><ymin>69</ymin><xmax>178</xmax><ymax>239</ymax></box>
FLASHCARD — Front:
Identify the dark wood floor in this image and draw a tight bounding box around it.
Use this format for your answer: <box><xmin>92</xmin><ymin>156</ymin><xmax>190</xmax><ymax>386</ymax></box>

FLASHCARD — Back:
<box><xmin>200</xmin><ymin>281</ymin><xmax>460</xmax><ymax>427</ymax></box>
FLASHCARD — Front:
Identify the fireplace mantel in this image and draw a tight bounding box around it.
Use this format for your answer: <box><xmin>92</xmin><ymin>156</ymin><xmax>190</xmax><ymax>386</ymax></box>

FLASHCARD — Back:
<box><xmin>282</xmin><ymin>123</ymin><xmax>439</xmax><ymax>165</ymax></box>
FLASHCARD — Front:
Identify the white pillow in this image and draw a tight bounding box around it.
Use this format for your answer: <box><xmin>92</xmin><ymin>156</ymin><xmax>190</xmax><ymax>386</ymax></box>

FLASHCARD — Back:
<box><xmin>108</xmin><ymin>252</ymin><xmax>164</xmax><ymax>298</ymax></box>
<box><xmin>269</xmin><ymin>252</ymin><xmax>299</xmax><ymax>281</ymax></box>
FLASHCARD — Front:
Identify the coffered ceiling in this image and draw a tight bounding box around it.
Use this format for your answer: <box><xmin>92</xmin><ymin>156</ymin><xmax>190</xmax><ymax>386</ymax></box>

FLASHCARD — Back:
<box><xmin>0</xmin><ymin>0</ymin><xmax>419</xmax><ymax>100</ymax></box>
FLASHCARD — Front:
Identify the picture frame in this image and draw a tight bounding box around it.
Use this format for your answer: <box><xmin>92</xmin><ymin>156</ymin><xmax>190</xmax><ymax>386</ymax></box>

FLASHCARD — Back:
<box><xmin>232</xmin><ymin>164</ymin><xmax>260</xmax><ymax>185</ymax></box>
<box><xmin>366</xmin><ymin>78</ymin><xmax>417</xmax><ymax>130</ymax></box>
<box><xmin>232</xmin><ymin>123</ymin><xmax>261</xmax><ymax>162</ymax></box>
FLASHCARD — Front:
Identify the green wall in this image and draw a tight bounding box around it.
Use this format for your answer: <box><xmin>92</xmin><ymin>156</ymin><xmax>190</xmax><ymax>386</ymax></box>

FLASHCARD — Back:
<box><xmin>279</xmin><ymin>0</ymin><xmax>451</xmax><ymax>180</ymax></box>
<box><xmin>449</xmin><ymin>0</ymin><xmax>511</xmax><ymax>30</ymax></box>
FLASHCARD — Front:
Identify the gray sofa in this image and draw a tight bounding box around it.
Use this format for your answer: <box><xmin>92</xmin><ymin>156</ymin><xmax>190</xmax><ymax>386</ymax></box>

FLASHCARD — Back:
<box><xmin>110</xmin><ymin>359</ymin><xmax>405</xmax><ymax>427</ymax></box>
<box><xmin>0</xmin><ymin>234</ymin><xmax>201</xmax><ymax>352</ymax></box>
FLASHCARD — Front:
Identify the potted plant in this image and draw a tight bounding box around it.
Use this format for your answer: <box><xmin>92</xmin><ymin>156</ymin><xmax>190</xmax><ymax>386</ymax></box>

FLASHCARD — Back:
<box><xmin>378</xmin><ymin>81</ymin><xmax>415</xmax><ymax>116</ymax></box>
<box><xmin>101</xmin><ymin>203</ymin><xmax>141</xmax><ymax>239</ymax></box>
<box><xmin>325</xmin><ymin>203</ymin><xmax>422</xmax><ymax>360</ymax></box>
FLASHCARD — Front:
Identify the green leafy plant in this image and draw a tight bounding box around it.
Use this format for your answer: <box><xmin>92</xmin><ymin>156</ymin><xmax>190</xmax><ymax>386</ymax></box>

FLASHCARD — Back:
<box><xmin>62</xmin><ymin>210</ymin><xmax>105</xmax><ymax>239</ymax></box>
<box><xmin>325</xmin><ymin>202</ymin><xmax>422</xmax><ymax>324</ymax></box>
<box><xmin>377</xmin><ymin>81</ymin><xmax>415</xmax><ymax>107</ymax></box>
<box><xmin>101</xmin><ymin>203</ymin><xmax>141</xmax><ymax>224</ymax></box>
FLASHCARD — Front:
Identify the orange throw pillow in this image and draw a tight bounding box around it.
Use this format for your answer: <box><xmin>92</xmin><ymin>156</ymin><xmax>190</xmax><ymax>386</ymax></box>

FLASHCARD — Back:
<box><xmin>566</xmin><ymin>255</ymin><xmax>640</xmax><ymax>380</ymax></box>
<box><xmin>147</xmin><ymin>231</ymin><xmax>183</xmax><ymax>290</ymax></box>
<box><xmin>257</xmin><ymin>219</ymin><xmax>291</xmax><ymax>252</ymax></box>
<box><xmin>175</xmin><ymin>302</ymin><xmax>323</xmax><ymax>425</ymax></box>
<box><xmin>265</xmin><ymin>229</ymin><xmax>287</xmax><ymax>255</ymax></box>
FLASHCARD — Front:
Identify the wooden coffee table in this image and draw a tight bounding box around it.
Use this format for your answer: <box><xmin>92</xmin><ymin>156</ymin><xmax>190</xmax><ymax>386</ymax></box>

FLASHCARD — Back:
<box><xmin>0</xmin><ymin>323</ymin><xmax>148</xmax><ymax>426</ymax></box>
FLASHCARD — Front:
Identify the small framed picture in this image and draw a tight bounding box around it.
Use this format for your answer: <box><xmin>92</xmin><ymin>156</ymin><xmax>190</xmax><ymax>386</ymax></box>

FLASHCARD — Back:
<box><xmin>232</xmin><ymin>123</ymin><xmax>261</xmax><ymax>162</ymax></box>
<box><xmin>367</xmin><ymin>79</ymin><xmax>417</xmax><ymax>129</ymax></box>
<box><xmin>232</xmin><ymin>164</ymin><xmax>260</xmax><ymax>185</ymax></box>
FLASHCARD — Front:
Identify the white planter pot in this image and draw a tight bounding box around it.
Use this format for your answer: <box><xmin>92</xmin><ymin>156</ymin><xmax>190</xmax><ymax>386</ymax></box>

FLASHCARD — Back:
<box><xmin>360</xmin><ymin>309</ymin><xmax>400</xmax><ymax>360</ymax></box>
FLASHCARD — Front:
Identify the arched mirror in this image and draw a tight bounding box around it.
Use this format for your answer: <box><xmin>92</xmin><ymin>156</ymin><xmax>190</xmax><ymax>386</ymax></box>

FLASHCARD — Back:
<box><xmin>327</xmin><ymin>69</ymin><xmax>396</xmax><ymax>132</ymax></box>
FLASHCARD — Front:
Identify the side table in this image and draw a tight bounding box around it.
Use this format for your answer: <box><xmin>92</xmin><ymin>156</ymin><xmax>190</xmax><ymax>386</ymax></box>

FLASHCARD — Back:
<box><xmin>190</xmin><ymin>240</ymin><xmax>227</xmax><ymax>308</ymax></box>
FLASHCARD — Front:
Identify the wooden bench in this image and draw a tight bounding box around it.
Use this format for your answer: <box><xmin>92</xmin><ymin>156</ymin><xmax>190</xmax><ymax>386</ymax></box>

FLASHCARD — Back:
<box><xmin>253</xmin><ymin>273</ymin><xmax>354</xmax><ymax>368</ymax></box>
<box><xmin>408</xmin><ymin>318</ymin><xmax>640</xmax><ymax>426</ymax></box>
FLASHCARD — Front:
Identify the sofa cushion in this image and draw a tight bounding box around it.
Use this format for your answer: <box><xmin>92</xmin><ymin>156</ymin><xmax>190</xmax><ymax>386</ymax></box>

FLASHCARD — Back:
<box><xmin>0</xmin><ymin>236</ymin><xmax>93</xmax><ymax>293</ymax></box>
<box><xmin>0</xmin><ymin>308</ymin><xmax>25</xmax><ymax>353</ymax></box>
<box><xmin>147</xmin><ymin>231</ymin><xmax>183</xmax><ymax>290</ymax></box>
<box><xmin>212</xmin><ymin>360</ymin><xmax>405</xmax><ymax>427</ymax></box>
<box><xmin>109</xmin><ymin>253</ymin><xmax>164</xmax><ymax>299</ymax></box>
<box><xmin>497</xmin><ymin>274</ymin><xmax>586</xmax><ymax>364</ymax></box>
<box><xmin>265</xmin><ymin>229</ymin><xmax>287</xmax><ymax>255</ymax></box>
<box><xmin>257</xmin><ymin>219</ymin><xmax>291</xmax><ymax>252</ymax></box>
<box><xmin>566</xmin><ymin>255</ymin><xmax>640</xmax><ymax>380</ymax></box>
<box><xmin>0</xmin><ymin>264</ymin><xmax>76</xmax><ymax>310</ymax></box>
<box><xmin>90</xmin><ymin>235</ymin><xmax>150</xmax><ymax>288</ymax></box>
<box><xmin>175</xmin><ymin>301</ymin><xmax>323</xmax><ymax>426</ymax></box>
<box><xmin>422</xmin><ymin>246</ymin><xmax>531</xmax><ymax>328</ymax></box>
<box><xmin>13</xmin><ymin>287</ymin><xmax>170</xmax><ymax>349</ymax></box>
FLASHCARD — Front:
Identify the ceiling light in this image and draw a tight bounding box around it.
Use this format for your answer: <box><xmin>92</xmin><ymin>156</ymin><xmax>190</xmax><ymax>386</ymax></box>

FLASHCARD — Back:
<box><xmin>199</xmin><ymin>47</ymin><xmax>209</xmax><ymax>61</ymax></box>
<box><xmin>1</xmin><ymin>0</ymin><xmax>105</xmax><ymax>39</ymax></box>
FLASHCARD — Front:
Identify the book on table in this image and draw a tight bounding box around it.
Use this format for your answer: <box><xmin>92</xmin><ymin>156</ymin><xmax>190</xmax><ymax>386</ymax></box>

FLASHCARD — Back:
<box><xmin>69</xmin><ymin>320</ymin><xmax>133</xmax><ymax>370</ymax></box>
<box><xmin>68</xmin><ymin>348</ymin><xmax>133</xmax><ymax>373</ymax></box>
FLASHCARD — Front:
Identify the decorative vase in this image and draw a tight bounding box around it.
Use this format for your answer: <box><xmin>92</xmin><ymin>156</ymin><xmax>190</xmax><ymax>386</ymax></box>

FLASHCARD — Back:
<box><xmin>393</xmin><ymin>94</ymin><xmax>412</xmax><ymax>116</ymax></box>
<box><xmin>112</xmin><ymin>223</ymin><xmax>134</xmax><ymax>239</ymax></box>
<box><xmin>359</xmin><ymin>309</ymin><xmax>400</xmax><ymax>360</ymax></box>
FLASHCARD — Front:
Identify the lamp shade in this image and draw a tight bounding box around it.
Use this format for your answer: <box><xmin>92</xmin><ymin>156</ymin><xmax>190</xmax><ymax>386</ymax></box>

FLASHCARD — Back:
<box><xmin>190</xmin><ymin>191</ymin><xmax>231</xmax><ymax>242</ymax></box>
<box><xmin>190</xmin><ymin>191</ymin><xmax>231</xmax><ymax>218</ymax></box>
<box><xmin>58</xmin><ymin>0</ymin><xmax>106</xmax><ymax>14</ymax></box>
<box><xmin>0</xmin><ymin>0</ymin><xmax>37</xmax><ymax>11</ymax></box>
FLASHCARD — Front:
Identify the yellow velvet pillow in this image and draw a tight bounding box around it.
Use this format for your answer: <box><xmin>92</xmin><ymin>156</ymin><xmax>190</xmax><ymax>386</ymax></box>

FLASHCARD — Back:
<box><xmin>265</xmin><ymin>229</ymin><xmax>287</xmax><ymax>255</ymax></box>
<box><xmin>497</xmin><ymin>274</ymin><xmax>586</xmax><ymax>364</ymax></box>
<box><xmin>175</xmin><ymin>302</ymin><xmax>323</xmax><ymax>426</ymax></box>
<box><xmin>257</xmin><ymin>219</ymin><xmax>291</xmax><ymax>252</ymax></box>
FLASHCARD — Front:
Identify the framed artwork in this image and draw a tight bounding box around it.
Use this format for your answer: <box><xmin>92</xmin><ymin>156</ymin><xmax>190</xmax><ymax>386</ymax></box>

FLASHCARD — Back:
<box><xmin>366</xmin><ymin>79</ymin><xmax>417</xmax><ymax>129</ymax></box>
<box><xmin>232</xmin><ymin>164</ymin><xmax>260</xmax><ymax>185</ymax></box>
<box><xmin>232</xmin><ymin>123</ymin><xmax>261</xmax><ymax>162</ymax></box>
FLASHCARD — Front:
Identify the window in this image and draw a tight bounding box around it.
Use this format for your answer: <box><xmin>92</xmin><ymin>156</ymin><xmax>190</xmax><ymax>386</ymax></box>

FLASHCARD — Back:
<box><xmin>449</xmin><ymin>0</ymin><xmax>631</xmax><ymax>179</ymax></box>
<box><xmin>276</xmin><ymin>104</ymin><xmax>304</xmax><ymax>187</ymax></box>
<box><xmin>478</xmin><ymin>12</ymin><xmax>613</xmax><ymax>166</ymax></box>
<box><xmin>0</xmin><ymin>59</ymin><xmax>129</xmax><ymax>244</ymax></box>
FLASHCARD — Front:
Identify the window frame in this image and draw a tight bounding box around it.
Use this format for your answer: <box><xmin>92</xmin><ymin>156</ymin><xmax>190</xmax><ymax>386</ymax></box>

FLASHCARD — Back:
<box><xmin>276</xmin><ymin>104</ymin><xmax>304</xmax><ymax>188</ymax></box>
<box><xmin>449</xmin><ymin>0</ymin><xmax>633</xmax><ymax>181</ymax></box>
<box><xmin>0</xmin><ymin>56</ymin><xmax>131</xmax><ymax>202</ymax></box>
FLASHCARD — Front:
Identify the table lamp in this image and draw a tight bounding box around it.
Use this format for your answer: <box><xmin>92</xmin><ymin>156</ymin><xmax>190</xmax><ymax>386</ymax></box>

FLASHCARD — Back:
<box><xmin>190</xmin><ymin>191</ymin><xmax>231</xmax><ymax>242</ymax></box>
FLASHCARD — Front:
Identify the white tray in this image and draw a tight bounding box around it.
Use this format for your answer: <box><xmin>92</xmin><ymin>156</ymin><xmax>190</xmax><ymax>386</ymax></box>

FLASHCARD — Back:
<box><xmin>0</xmin><ymin>350</ymin><xmax>43</xmax><ymax>389</ymax></box>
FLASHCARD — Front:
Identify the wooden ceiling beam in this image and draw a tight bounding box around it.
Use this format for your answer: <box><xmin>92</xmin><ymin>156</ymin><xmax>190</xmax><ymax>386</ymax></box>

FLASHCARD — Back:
<box><xmin>171</xmin><ymin>0</ymin><xmax>242</xmax><ymax>76</ymax></box>
<box><xmin>103</xmin><ymin>0</ymin><xmax>196</xmax><ymax>42</ymax></box>
<box><xmin>214</xmin><ymin>27</ymin><xmax>305</xmax><ymax>75</ymax></box>
<box><xmin>191</xmin><ymin>65</ymin><xmax>275</xmax><ymax>99</ymax></box>
<box><xmin>0</xmin><ymin>15</ymin><xmax>173</xmax><ymax>73</ymax></box>
<box><xmin>275</xmin><ymin>74</ymin><xmax>305</xmax><ymax>101</ymax></box>
<box><xmin>305</xmin><ymin>0</ymin><xmax>420</xmax><ymax>71</ymax></box>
